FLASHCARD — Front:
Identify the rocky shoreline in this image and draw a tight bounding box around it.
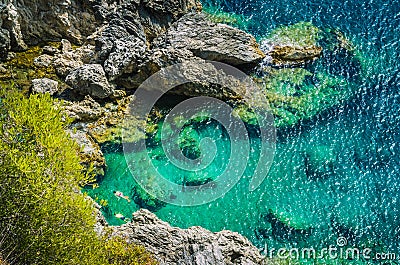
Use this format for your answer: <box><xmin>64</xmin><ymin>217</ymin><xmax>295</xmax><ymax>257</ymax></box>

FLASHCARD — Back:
<box><xmin>0</xmin><ymin>0</ymin><xmax>366</xmax><ymax>264</ymax></box>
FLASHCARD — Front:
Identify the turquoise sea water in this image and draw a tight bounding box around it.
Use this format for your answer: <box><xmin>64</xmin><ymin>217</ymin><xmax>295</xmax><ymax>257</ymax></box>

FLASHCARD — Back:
<box><xmin>86</xmin><ymin>0</ymin><xmax>400</xmax><ymax>262</ymax></box>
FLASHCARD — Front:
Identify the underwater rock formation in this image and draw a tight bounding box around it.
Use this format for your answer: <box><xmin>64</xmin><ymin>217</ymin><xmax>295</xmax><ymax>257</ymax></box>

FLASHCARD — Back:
<box><xmin>261</xmin><ymin>209</ymin><xmax>312</xmax><ymax>242</ymax></box>
<box><xmin>113</xmin><ymin>209</ymin><xmax>264</xmax><ymax>265</ymax></box>
<box><xmin>132</xmin><ymin>185</ymin><xmax>167</xmax><ymax>212</ymax></box>
<box><xmin>304</xmin><ymin>145</ymin><xmax>337</xmax><ymax>179</ymax></box>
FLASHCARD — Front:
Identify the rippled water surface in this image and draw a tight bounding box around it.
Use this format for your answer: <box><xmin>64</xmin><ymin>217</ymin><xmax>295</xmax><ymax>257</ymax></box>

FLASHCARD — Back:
<box><xmin>86</xmin><ymin>0</ymin><xmax>400</xmax><ymax>262</ymax></box>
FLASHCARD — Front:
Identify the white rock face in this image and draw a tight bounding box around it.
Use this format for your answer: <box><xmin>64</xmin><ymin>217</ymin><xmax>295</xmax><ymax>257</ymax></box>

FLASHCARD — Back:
<box><xmin>31</xmin><ymin>78</ymin><xmax>59</xmax><ymax>95</ymax></box>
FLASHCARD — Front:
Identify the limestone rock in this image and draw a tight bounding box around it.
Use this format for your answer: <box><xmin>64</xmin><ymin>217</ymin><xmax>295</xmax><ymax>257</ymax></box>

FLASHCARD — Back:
<box><xmin>31</xmin><ymin>78</ymin><xmax>59</xmax><ymax>95</ymax></box>
<box><xmin>0</xmin><ymin>2</ymin><xmax>27</xmax><ymax>51</ymax></box>
<box><xmin>259</xmin><ymin>22</ymin><xmax>323</xmax><ymax>67</ymax></box>
<box><xmin>0</xmin><ymin>27</ymin><xmax>10</xmax><ymax>59</ymax></box>
<box><xmin>92</xmin><ymin>8</ymin><xmax>146</xmax><ymax>64</ymax></box>
<box><xmin>152</xmin><ymin>12</ymin><xmax>265</xmax><ymax>67</ymax></box>
<box><xmin>62</xmin><ymin>95</ymin><xmax>104</xmax><ymax>122</ymax></box>
<box><xmin>92</xmin><ymin>0</ymin><xmax>201</xmax><ymax>79</ymax></box>
<box><xmin>113</xmin><ymin>209</ymin><xmax>264</xmax><ymax>265</ymax></box>
<box><xmin>121</xmin><ymin>54</ymin><xmax>256</xmax><ymax>100</ymax></box>
<box><xmin>0</xmin><ymin>0</ymin><xmax>98</xmax><ymax>47</ymax></box>
<box><xmin>117</xmin><ymin>47</ymin><xmax>196</xmax><ymax>89</ymax></box>
<box><xmin>51</xmin><ymin>44</ymin><xmax>95</xmax><ymax>77</ymax></box>
<box><xmin>67</xmin><ymin>129</ymin><xmax>106</xmax><ymax>177</ymax></box>
<box><xmin>103</xmin><ymin>35</ymin><xmax>147</xmax><ymax>80</ymax></box>
<box><xmin>138</xmin><ymin>0</ymin><xmax>202</xmax><ymax>40</ymax></box>
<box><xmin>261</xmin><ymin>41</ymin><xmax>322</xmax><ymax>67</ymax></box>
<box><xmin>42</xmin><ymin>45</ymin><xmax>60</xmax><ymax>56</ymax></box>
<box><xmin>33</xmin><ymin>54</ymin><xmax>53</xmax><ymax>67</ymax></box>
<box><xmin>66</xmin><ymin>64</ymin><xmax>114</xmax><ymax>99</ymax></box>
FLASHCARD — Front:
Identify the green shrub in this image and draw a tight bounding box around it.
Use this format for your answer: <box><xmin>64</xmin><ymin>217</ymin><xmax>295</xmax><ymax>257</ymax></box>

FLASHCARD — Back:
<box><xmin>0</xmin><ymin>90</ymin><xmax>156</xmax><ymax>264</ymax></box>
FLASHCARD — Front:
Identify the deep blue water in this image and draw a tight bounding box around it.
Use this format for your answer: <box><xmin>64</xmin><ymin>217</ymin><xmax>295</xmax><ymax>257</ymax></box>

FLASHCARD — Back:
<box><xmin>87</xmin><ymin>0</ymin><xmax>400</xmax><ymax>263</ymax></box>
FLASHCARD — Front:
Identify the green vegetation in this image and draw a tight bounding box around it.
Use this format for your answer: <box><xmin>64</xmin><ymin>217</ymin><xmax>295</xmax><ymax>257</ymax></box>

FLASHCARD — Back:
<box><xmin>0</xmin><ymin>90</ymin><xmax>156</xmax><ymax>264</ymax></box>
<box><xmin>266</xmin><ymin>22</ymin><xmax>321</xmax><ymax>46</ymax></box>
<box><xmin>0</xmin><ymin>44</ymin><xmax>61</xmax><ymax>92</ymax></box>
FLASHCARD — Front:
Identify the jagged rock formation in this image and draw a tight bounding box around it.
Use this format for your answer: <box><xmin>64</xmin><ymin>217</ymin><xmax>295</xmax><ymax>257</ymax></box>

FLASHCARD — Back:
<box><xmin>152</xmin><ymin>12</ymin><xmax>265</xmax><ymax>67</ymax></box>
<box><xmin>113</xmin><ymin>209</ymin><xmax>265</xmax><ymax>265</ymax></box>
<box><xmin>66</xmin><ymin>64</ymin><xmax>114</xmax><ymax>99</ymax></box>
<box><xmin>67</xmin><ymin>129</ymin><xmax>106</xmax><ymax>177</ymax></box>
<box><xmin>0</xmin><ymin>0</ymin><xmax>97</xmax><ymax>48</ymax></box>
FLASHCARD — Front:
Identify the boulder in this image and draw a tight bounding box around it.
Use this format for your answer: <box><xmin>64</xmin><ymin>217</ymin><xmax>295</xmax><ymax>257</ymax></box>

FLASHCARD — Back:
<box><xmin>51</xmin><ymin>43</ymin><xmax>96</xmax><ymax>77</ymax></box>
<box><xmin>152</xmin><ymin>12</ymin><xmax>265</xmax><ymax>67</ymax></box>
<box><xmin>125</xmin><ymin>55</ymin><xmax>256</xmax><ymax>100</ymax></box>
<box><xmin>65</xmin><ymin>64</ymin><xmax>114</xmax><ymax>99</ymax></box>
<box><xmin>261</xmin><ymin>42</ymin><xmax>322</xmax><ymax>67</ymax></box>
<box><xmin>31</xmin><ymin>78</ymin><xmax>59</xmax><ymax>95</ymax></box>
<box><xmin>113</xmin><ymin>209</ymin><xmax>264</xmax><ymax>265</ymax></box>
<box><xmin>33</xmin><ymin>54</ymin><xmax>53</xmax><ymax>68</ymax></box>
<box><xmin>103</xmin><ymin>35</ymin><xmax>147</xmax><ymax>80</ymax></box>
<box><xmin>260</xmin><ymin>22</ymin><xmax>323</xmax><ymax>67</ymax></box>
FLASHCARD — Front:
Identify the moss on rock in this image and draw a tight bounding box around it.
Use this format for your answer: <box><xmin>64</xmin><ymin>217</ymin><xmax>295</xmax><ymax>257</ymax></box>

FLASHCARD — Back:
<box><xmin>0</xmin><ymin>43</ymin><xmax>63</xmax><ymax>92</ymax></box>
<box><xmin>267</xmin><ymin>22</ymin><xmax>321</xmax><ymax>47</ymax></box>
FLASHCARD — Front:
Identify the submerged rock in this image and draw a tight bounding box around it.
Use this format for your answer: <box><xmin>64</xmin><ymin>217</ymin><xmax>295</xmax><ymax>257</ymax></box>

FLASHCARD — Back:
<box><xmin>304</xmin><ymin>145</ymin><xmax>337</xmax><ymax>179</ymax></box>
<box><xmin>113</xmin><ymin>209</ymin><xmax>264</xmax><ymax>265</ymax></box>
<box><xmin>263</xmin><ymin>209</ymin><xmax>312</xmax><ymax>242</ymax></box>
<box><xmin>66</xmin><ymin>64</ymin><xmax>114</xmax><ymax>99</ymax></box>
<box><xmin>152</xmin><ymin>12</ymin><xmax>265</xmax><ymax>67</ymax></box>
<box><xmin>132</xmin><ymin>185</ymin><xmax>167</xmax><ymax>212</ymax></box>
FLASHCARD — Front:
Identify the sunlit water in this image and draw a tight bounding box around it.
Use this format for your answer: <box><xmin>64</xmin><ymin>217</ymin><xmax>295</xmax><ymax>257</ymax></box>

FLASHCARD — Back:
<box><xmin>85</xmin><ymin>0</ymin><xmax>400</xmax><ymax>262</ymax></box>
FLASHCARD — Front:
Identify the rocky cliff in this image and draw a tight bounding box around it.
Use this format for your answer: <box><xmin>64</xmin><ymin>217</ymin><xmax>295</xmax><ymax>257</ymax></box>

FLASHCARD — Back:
<box><xmin>111</xmin><ymin>209</ymin><xmax>265</xmax><ymax>265</ymax></box>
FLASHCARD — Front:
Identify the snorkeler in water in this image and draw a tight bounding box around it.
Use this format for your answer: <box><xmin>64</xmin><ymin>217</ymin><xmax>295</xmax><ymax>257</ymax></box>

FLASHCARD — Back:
<box><xmin>113</xmin><ymin>190</ymin><xmax>131</xmax><ymax>202</ymax></box>
<box><xmin>115</xmin><ymin>213</ymin><xmax>129</xmax><ymax>222</ymax></box>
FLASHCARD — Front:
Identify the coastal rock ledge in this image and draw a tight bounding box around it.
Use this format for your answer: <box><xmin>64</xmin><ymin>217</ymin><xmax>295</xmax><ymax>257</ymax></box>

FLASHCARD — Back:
<box><xmin>112</xmin><ymin>209</ymin><xmax>265</xmax><ymax>265</ymax></box>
